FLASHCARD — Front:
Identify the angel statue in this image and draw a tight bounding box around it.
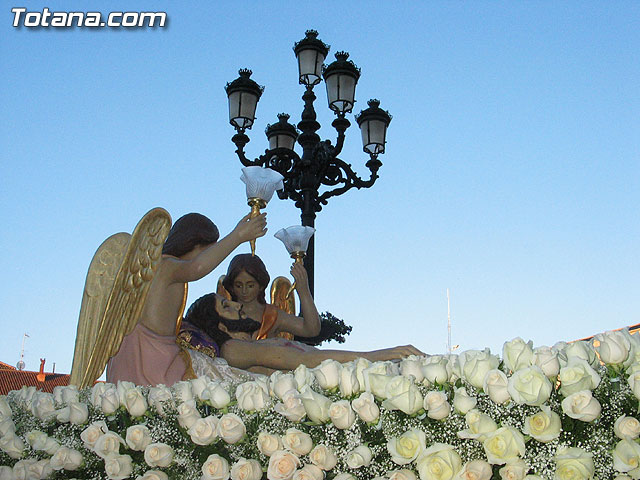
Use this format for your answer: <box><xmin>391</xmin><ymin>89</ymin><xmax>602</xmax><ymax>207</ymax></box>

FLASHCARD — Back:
<box><xmin>69</xmin><ymin>208</ymin><xmax>267</xmax><ymax>388</ymax></box>
<box><xmin>182</xmin><ymin>254</ymin><xmax>424</xmax><ymax>375</ymax></box>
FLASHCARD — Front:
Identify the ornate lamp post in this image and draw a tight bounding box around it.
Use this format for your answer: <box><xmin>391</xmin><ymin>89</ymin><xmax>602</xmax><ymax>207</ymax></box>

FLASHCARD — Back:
<box><xmin>225</xmin><ymin>30</ymin><xmax>392</xmax><ymax>296</ymax></box>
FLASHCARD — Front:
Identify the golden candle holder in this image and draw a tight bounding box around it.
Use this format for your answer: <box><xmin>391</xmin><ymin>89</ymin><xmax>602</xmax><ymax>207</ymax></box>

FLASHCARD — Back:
<box><xmin>247</xmin><ymin>197</ymin><xmax>267</xmax><ymax>256</ymax></box>
<box><xmin>286</xmin><ymin>251</ymin><xmax>306</xmax><ymax>298</ymax></box>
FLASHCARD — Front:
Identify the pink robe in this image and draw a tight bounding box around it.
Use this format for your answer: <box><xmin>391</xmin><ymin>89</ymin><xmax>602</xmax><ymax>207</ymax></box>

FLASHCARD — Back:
<box><xmin>106</xmin><ymin>323</ymin><xmax>186</xmax><ymax>386</ymax></box>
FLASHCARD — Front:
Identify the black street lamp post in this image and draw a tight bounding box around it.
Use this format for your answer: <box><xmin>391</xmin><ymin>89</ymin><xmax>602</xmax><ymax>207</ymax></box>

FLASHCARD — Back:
<box><xmin>225</xmin><ymin>30</ymin><xmax>392</xmax><ymax>296</ymax></box>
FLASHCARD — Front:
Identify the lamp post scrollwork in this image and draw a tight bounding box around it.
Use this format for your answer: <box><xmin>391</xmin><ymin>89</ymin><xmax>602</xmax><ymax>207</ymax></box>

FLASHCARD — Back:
<box><xmin>225</xmin><ymin>30</ymin><xmax>392</xmax><ymax>296</ymax></box>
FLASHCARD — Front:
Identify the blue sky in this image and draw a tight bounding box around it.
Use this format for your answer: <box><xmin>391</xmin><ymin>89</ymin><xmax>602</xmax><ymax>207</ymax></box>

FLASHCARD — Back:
<box><xmin>1</xmin><ymin>2</ymin><xmax>638</xmax><ymax>374</ymax></box>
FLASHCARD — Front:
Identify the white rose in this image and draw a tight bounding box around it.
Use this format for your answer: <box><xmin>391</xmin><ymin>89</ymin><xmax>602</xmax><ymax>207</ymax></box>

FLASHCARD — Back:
<box><xmin>258</xmin><ymin>432</ymin><xmax>283</xmax><ymax>456</ymax></box>
<box><xmin>595</xmin><ymin>330</ymin><xmax>631</xmax><ymax>365</ymax></box>
<box><xmin>483</xmin><ymin>370</ymin><xmax>511</xmax><ymax>404</ymax></box>
<box><xmin>309</xmin><ymin>444</ymin><xmax>338</xmax><ymax>470</ymax></box>
<box><xmin>282</xmin><ymin>428</ymin><xmax>313</xmax><ymax>456</ymax></box>
<box><xmin>615</xmin><ymin>415</ymin><xmax>640</xmax><ymax>440</ymax></box>
<box><xmin>339</xmin><ymin>363</ymin><xmax>361</xmax><ymax>397</ymax></box>
<box><xmin>190</xmin><ymin>375</ymin><xmax>211</xmax><ymax>400</ymax></box>
<box><xmin>148</xmin><ymin>385</ymin><xmax>174</xmax><ymax>415</ymax></box>
<box><xmin>298</xmin><ymin>386</ymin><xmax>331</xmax><ymax>424</ymax></box>
<box><xmin>56</xmin><ymin>401</ymin><xmax>89</xmax><ymax>425</ymax></box>
<box><xmin>99</xmin><ymin>384</ymin><xmax>120</xmax><ymax>415</ymax></box>
<box><xmin>387</xmin><ymin>429</ymin><xmax>426</xmax><ymax>465</ymax></box>
<box><xmin>559</xmin><ymin>341</ymin><xmax>599</xmax><ymax>369</ymax></box>
<box><xmin>452</xmin><ymin>387</ymin><xmax>477</xmax><ymax>414</ymax></box>
<box><xmin>136</xmin><ymin>471</ymin><xmax>169</xmax><ymax>480</ymax></box>
<box><xmin>202</xmin><ymin>454</ymin><xmax>230</xmax><ymax>480</ymax></box>
<box><xmin>353</xmin><ymin>357</ymin><xmax>372</xmax><ymax>387</ymax></box>
<box><xmin>346</xmin><ymin>445</ymin><xmax>373</xmax><ymax>469</ymax></box>
<box><xmin>126</xmin><ymin>424</ymin><xmax>152</xmax><ymax>451</ymax></box>
<box><xmin>0</xmin><ymin>417</ymin><xmax>15</xmax><ymax>437</ymax></box>
<box><xmin>558</xmin><ymin>359</ymin><xmax>601</xmax><ymax>396</ymax></box>
<box><xmin>352</xmin><ymin>392</ymin><xmax>380</xmax><ymax>423</ymax></box>
<box><xmin>26</xmin><ymin>459</ymin><xmax>52</xmax><ymax>480</ymax></box>
<box><xmin>554</xmin><ymin>446</ymin><xmax>594</xmax><ymax>480</ymax></box>
<box><xmin>613</xmin><ymin>476</ymin><xmax>633</xmax><ymax>480</ymax></box>
<box><xmin>94</xmin><ymin>431</ymin><xmax>125</xmax><ymax>459</ymax></box>
<box><xmin>446</xmin><ymin>354</ymin><xmax>462</xmax><ymax>382</ymax></box>
<box><xmin>144</xmin><ymin>442</ymin><xmax>174</xmax><ymax>468</ymax></box>
<box><xmin>383</xmin><ymin>376</ymin><xmax>424</xmax><ymax>415</ymax></box>
<box><xmin>613</xmin><ymin>439</ymin><xmax>640</xmax><ymax>476</ymax></box>
<box><xmin>362</xmin><ymin>361</ymin><xmax>396</xmax><ymax>394</ymax></box>
<box><xmin>172</xmin><ymin>380</ymin><xmax>195</xmax><ymax>403</ymax></box>
<box><xmin>328</xmin><ymin>400</ymin><xmax>356</xmax><ymax>430</ymax></box>
<box><xmin>50</xmin><ymin>446</ymin><xmax>83</xmax><ymax>470</ymax></box>
<box><xmin>294</xmin><ymin>364</ymin><xmax>315</xmax><ymax>391</ymax></box>
<box><xmin>388</xmin><ymin>469</ymin><xmax>418</xmax><ymax>480</ymax></box>
<box><xmin>561</xmin><ymin>390</ymin><xmax>601</xmax><ymax>422</ymax></box>
<box><xmin>401</xmin><ymin>356</ymin><xmax>425</xmax><ymax>383</ymax></box>
<box><xmin>270</xmin><ymin>372</ymin><xmax>298</xmax><ymax>400</ymax></box>
<box><xmin>122</xmin><ymin>385</ymin><xmax>148</xmax><ymax>417</ymax></box>
<box><xmin>105</xmin><ymin>454</ymin><xmax>134</xmax><ymax>480</ymax></box>
<box><xmin>499</xmin><ymin>459</ymin><xmax>528</xmax><ymax>480</ymax></box>
<box><xmin>507</xmin><ymin>366</ymin><xmax>552</xmax><ymax>406</ymax></box>
<box><xmin>416</xmin><ymin>443</ymin><xmax>462</xmax><ymax>480</ymax></box>
<box><xmin>458</xmin><ymin>409</ymin><xmax>498</xmax><ymax>441</ymax></box>
<box><xmin>424</xmin><ymin>391</ymin><xmax>451</xmax><ymax>420</ymax></box>
<box><xmin>177</xmin><ymin>399</ymin><xmax>202</xmax><ymax>430</ymax></box>
<box><xmin>333</xmin><ymin>475</ymin><xmax>356</xmax><ymax>480</ymax></box>
<box><xmin>201</xmin><ymin>382</ymin><xmax>231</xmax><ymax>409</ymax></box>
<box><xmin>313</xmin><ymin>359</ymin><xmax>342</xmax><ymax>390</ymax></box>
<box><xmin>502</xmin><ymin>338</ymin><xmax>534</xmax><ymax>372</ymax></box>
<box><xmin>482</xmin><ymin>427</ymin><xmax>525</xmax><ymax>465</ymax></box>
<box><xmin>116</xmin><ymin>380</ymin><xmax>136</xmax><ymax>403</ymax></box>
<box><xmin>53</xmin><ymin>385</ymin><xmax>79</xmax><ymax>405</ymax></box>
<box><xmin>0</xmin><ymin>396</ymin><xmax>11</xmax><ymax>419</ymax></box>
<box><xmin>532</xmin><ymin>346</ymin><xmax>560</xmax><ymax>378</ymax></box>
<box><xmin>231</xmin><ymin>458</ymin><xmax>263</xmax><ymax>480</ymax></box>
<box><xmin>267</xmin><ymin>450</ymin><xmax>301</xmax><ymax>480</ymax></box>
<box><xmin>274</xmin><ymin>390</ymin><xmax>306</xmax><ymax>422</ymax></box>
<box><xmin>293</xmin><ymin>464</ymin><xmax>323</xmax><ymax>480</ymax></box>
<box><xmin>423</xmin><ymin>356</ymin><xmax>450</xmax><ymax>385</ymax></box>
<box><xmin>0</xmin><ymin>466</ymin><xmax>12</xmax><ymax>480</ymax></box>
<box><xmin>31</xmin><ymin>392</ymin><xmax>57</xmax><ymax>420</ymax></box>
<box><xmin>25</xmin><ymin>430</ymin><xmax>50</xmax><ymax>451</ymax></box>
<box><xmin>11</xmin><ymin>459</ymin><xmax>36</xmax><ymax>480</ymax></box>
<box><xmin>522</xmin><ymin>406</ymin><xmax>561</xmax><ymax>443</ymax></box>
<box><xmin>627</xmin><ymin>371</ymin><xmax>640</xmax><ymax>400</ymax></box>
<box><xmin>81</xmin><ymin>421</ymin><xmax>108</xmax><ymax>448</ymax></box>
<box><xmin>15</xmin><ymin>386</ymin><xmax>36</xmax><ymax>407</ymax></box>
<box><xmin>236</xmin><ymin>381</ymin><xmax>270</xmax><ymax>411</ymax></box>
<box><xmin>217</xmin><ymin>413</ymin><xmax>246</xmax><ymax>444</ymax></box>
<box><xmin>189</xmin><ymin>415</ymin><xmax>219</xmax><ymax>446</ymax></box>
<box><xmin>90</xmin><ymin>382</ymin><xmax>110</xmax><ymax>409</ymax></box>
<box><xmin>0</xmin><ymin>433</ymin><xmax>24</xmax><ymax>459</ymax></box>
<box><xmin>459</xmin><ymin>349</ymin><xmax>500</xmax><ymax>389</ymax></box>
<box><xmin>455</xmin><ymin>460</ymin><xmax>492</xmax><ymax>480</ymax></box>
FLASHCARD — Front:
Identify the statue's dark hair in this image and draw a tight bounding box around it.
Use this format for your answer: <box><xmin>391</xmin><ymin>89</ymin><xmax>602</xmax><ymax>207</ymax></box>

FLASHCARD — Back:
<box><xmin>222</xmin><ymin>254</ymin><xmax>270</xmax><ymax>304</ymax></box>
<box><xmin>162</xmin><ymin>213</ymin><xmax>219</xmax><ymax>258</ymax></box>
<box><xmin>184</xmin><ymin>293</ymin><xmax>261</xmax><ymax>347</ymax></box>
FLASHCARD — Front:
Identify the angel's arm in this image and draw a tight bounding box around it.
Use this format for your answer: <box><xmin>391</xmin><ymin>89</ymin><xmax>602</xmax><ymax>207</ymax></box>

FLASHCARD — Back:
<box><xmin>221</xmin><ymin>339</ymin><xmax>423</xmax><ymax>370</ymax></box>
<box><xmin>273</xmin><ymin>262</ymin><xmax>320</xmax><ymax>337</ymax></box>
<box><xmin>167</xmin><ymin>213</ymin><xmax>267</xmax><ymax>284</ymax></box>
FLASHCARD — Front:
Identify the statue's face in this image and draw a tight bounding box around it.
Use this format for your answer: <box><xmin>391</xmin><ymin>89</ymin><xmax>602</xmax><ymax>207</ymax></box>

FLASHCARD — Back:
<box><xmin>232</xmin><ymin>269</ymin><xmax>261</xmax><ymax>304</ymax></box>
<box><xmin>214</xmin><ymin>294</ymin><xmax>244</xmax><ymax>320</ymax></box>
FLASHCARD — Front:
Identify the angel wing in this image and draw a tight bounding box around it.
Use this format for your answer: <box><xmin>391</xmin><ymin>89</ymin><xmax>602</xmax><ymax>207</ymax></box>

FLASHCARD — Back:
<box><xmin>270</xmin><ymin>276</ymin><xmax>296</xmax><ymax>315</ymax></box>
<box><xmin>70</xmin><ymin>208</ymin><xmax>172</xmax><ymax>388</ymax></box>
<box><xmin>216</xmin><ymin>275</ymin><xmax>232</xmax><ymax>301</ymax></box>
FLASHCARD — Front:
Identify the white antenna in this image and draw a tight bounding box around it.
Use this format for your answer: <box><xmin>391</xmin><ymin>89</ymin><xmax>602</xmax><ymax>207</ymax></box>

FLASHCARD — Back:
<box><xmin>447</xmin><ymin>288</ymin><xmax>452</xmax><ymax>354</ymax></box>
<box><xmin>17</xmin><ymin>333</ymin><xmax>29</xmax><ymax>371</ymax></box>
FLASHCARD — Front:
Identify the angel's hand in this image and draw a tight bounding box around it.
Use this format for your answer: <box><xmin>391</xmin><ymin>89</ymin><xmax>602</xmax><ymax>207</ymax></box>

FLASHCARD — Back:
<box><xmin>233</xmin><ymin>213</ymin><xmax>267</xmax><ymax>242</ymax></box>
<box><xmin>290</xmin><ymin>262</ymin><xmax>309</xmax><ymax>290</ymax></box>
<box><xmin>368</xmin><ymin>345</ymin><xmax>425</xmax><ymax>362</ymax></box>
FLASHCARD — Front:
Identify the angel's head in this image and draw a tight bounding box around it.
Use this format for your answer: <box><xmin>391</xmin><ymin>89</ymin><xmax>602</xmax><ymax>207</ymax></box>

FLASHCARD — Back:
<box><xmin>162</xmin><ymin>213</ymin><xmax>219</xmax><ymax>258</ymax></box>
<box><xmin>222</xmin><ymin>254</ymin><xmax>270</xmax><ymax>305</ymax></box>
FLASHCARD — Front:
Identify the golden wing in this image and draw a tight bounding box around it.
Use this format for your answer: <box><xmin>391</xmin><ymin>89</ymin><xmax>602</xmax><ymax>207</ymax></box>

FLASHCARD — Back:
<box><xmin>72</xmin><ymin>208</ymin><xmax>172</xmax><ymax>388</ymax></box>
<box><xmin>216</xmin><ymin>275</ymin><xmax>232</xmax><ymax>300</ymax></box>
<box><xmin>70</xmin><ymin>232</ymin><xmax>130</xmax><ymax>387</ymax></box>
<box><xmin>271</xmin><ymin>276</ymin><xmax>296</xmax><ymax>315</ymax></box>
